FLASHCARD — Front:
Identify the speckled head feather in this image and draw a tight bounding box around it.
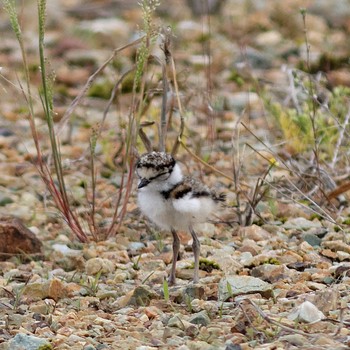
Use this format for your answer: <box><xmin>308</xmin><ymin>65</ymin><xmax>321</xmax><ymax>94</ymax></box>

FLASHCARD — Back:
<box><xmin>137</xmin><ymin>152</ymin><xmax>175</xmax><ymax>170</ymax></box>
<box><xmin>136</xmin><ymin>152</ymin><xmax>176</xmax><ymax>187</ymax></box>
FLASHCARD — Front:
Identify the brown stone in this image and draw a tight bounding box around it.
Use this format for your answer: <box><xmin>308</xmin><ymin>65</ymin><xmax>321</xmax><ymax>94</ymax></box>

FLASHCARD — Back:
<box><xmin>0</xmin><ymin>217</ymin><xmax>42</xmax><ymax>260</ymax></box>
<box><xmin>239</xmin><ymin>225</ymin><xmax>271</xmax><ymax>241</ymax></box>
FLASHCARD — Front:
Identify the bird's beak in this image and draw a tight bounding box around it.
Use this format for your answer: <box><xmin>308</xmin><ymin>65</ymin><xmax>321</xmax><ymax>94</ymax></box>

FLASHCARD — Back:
<box><xmin>138</xmin><ymin>178</ymin><xmax>150</xmax><ymax>189</ymax></box>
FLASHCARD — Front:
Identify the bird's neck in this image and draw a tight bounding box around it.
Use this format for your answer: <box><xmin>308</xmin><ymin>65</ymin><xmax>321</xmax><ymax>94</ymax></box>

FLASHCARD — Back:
<box><xmin>166</xmin><ymin>163</ymin><xmax>183</xmax><ymax>188</ymax></box>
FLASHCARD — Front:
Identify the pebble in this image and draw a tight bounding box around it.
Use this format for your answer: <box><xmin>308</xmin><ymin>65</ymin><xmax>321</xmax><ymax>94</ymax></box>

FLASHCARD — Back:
<box><xmin>128</xmin><ymin>242</ymin><xmax>146</xmax><ymax>253</ymax></box>
<box><xmin>283</xmin><ymin>218</ymin><xmax>322</xmax><ymax>230</ymax></box>
<box><xmin>176</xmin><ymin>20</ymin><xmax>208</xmax><ymax>41</ymax></box>
<box><xmin>239</xmin><ymin>225</ymin><xmax>271</xmax><ymax>241</ymax></box>
<box><xmin>218</xmin><ymin>276</ymin><xmax>273</xmax><ymax>301</ymax></box>
<box><xmin>77</xmin><ymin>18</ymin><xmax>131</xmax><ymax>46</ymax></box>
<box><xmin>189</xmin><ymin>310</ymin><xmax>211</xmax><ymax>327</ymax></box>
<box><xmin>280</xmin><ymin>334</ymin><xmax>307</xmax><ymax>346</ymax></box>
<box><xmin>85</xmin><ymin>258</ymin><xmax>115</xmax><ymax>275</ymax></box>
<box><xmin>52</xmin><ymin>243</ymin><xmax>82</xmax><ymax>257</ymax></box>
<box><xmin>23</xmin><ymin>278</ymin><xmax>67</xmax><ymax>301</ymax></box>
<box><xmin>288</xmin><ymin>301</ymin><xmax>325</xmax><ymax>323</ymax></box>
<box><xmin>127</xmin><ymin>285</ymin><xmax>159</xmax><ymax>306</ymax></box>
<box><xmin>302</xmin><ymin>233</ymin><xmax>322</xmax><ymax>247</ymax></box>
<box><xmin>322</xmin><ymin>240</ymin><xmax>350</xmax><ymax>254</ymax></box>
<box><xmin>255</xmin><ymin>30</ymin><xmax>283</xmax><ymax>48</ymax></box>
<box><xmin>7</xmin><ymin>333</ymin><xmax>52</xmax><ymax>350</ymax></box>
<box><xmin>251</xmin><ymin>264</ymin><xmax>292</xmax><ymax>283</ymax></box>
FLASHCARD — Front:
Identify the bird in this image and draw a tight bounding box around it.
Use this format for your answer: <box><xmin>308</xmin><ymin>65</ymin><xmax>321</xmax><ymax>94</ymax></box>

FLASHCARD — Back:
<box><xmin>136</xmin><ymin>151</ymin><xmax>225</xmax><ymax>285</ymax></box>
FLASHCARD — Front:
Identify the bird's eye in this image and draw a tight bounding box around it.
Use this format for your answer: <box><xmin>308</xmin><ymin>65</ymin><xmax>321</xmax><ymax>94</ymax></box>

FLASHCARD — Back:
<box><xmin>149</xmin><ymin>171</ymin><xmax>169</xmax><ymax>181</ymax></box>
<box><xmin>158</xmin><ymin>172</ymin><xmax>169</xmax><ymax>179</ymax></box>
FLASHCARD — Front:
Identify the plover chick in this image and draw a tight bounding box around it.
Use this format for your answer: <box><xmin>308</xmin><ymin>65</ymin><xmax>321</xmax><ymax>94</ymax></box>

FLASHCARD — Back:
<box><xmin>136</xmin><ymin>151</ymin><xmax>225</xmax><ymax>285</ymax></box>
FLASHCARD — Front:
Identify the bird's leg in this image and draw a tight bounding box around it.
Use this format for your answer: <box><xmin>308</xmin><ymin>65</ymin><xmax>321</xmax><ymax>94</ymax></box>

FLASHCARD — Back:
<box><xmin>189</xmin><ymin>225</ymin><xmax>200</xmax><ymax>284</ymax></box>
<box><xmin>169</xmin><ymin>228</ymin><xmax>180</xmax><ymax>285</ymax></box>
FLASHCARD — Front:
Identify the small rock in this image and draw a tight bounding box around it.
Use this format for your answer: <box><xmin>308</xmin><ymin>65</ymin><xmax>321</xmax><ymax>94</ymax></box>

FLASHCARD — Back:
<box><xmin>235</xmin><ymin>47</ymin><xmax>274</xmax><ymax>69</ymax></box>
<box><xmin>23</xmin><ymin>278</ymin><xmax>67</xmax><ymax>301</ymax></box>
<box><xmin>29</xmin><ymin>300</ymin><xmax>50</xmax><ymax>315</ymax></box>
<box><xmin>128</xmin><ymin>285</ymin><xmax>159</xmax><ymax>306</ymax></box>
<box><xmin>176</xmin><ymin>267</ymin><xmax>206</xmax><ymax>281</ymax></box>
<box><xmin>177</xmin><ymin>20</ymin><xmax>208</xmax><ymax>41</ymax></box>
<box><xmin>337</xmin><ymin>251</ymin><xmax>350</xmax><ymax>261</ymax></box>
<box><xmin>218</xmin><ymin>276</ymin><xmax>273</xmax><ymax>301</ymax></box>
<box><xmin>239</xmin><ymin>225</ymin><xmax>271</xmax><ymax>241</ymax></box>
<box><xmin>223</xmin><ymin>92</ymin><xmax>260</xmax><ymax>113</ymax></box>
<box><xmin>283</xmin><ymin>217</ymin><xmax>322</xmax><ymax>230</ymax></box>
<box><xmin>8</xmin><ymin>333</ymin><xmax>52</xmax><ymax>350</ymax></box>
<box><xmin>0</xmin><ymin>216</ymin><xmax>42</xmax><ymax>260</ymax></box>
<box><xmin>8</xmin><ymin>313</ymin><xmax>24</xmax><ymax>327</ymax></box>
<box><xmin>186</xmin><ymin>0</ymin><xmax>224</xmax><ymax>16</ymax></box>
<box><xmin>278</xmin><ymin>250</ymin><xmax>303</xmax><ymax>264</ymax></box>
<box><xmin>251</xmin><ymin>264</ymin><xmax>292</xmax><ymax>283</ymax></box>
<box><xmin>307</xmin><ymin>288</ymin><xmax>339</xmax><ymax>314</ymax></box>
<box><xmin>334</xmin><ymin>263</ymin><xmax>350</xmax><ymax>278</ymax></box>
<box><xmin>168</xmin><ymin>313</ymin><xmax>189</xmax><ymax>329</ymax></box>
<box><xmin>52</xmin><ymin>243</ymin><xmax>82</xmax><ymax>257</ymax></box>
<box><xmin>85</xmin><ymin>258</ymin><xmax>114</xmax><ymax>275</ymax></box>
<box><xmin>303</xmin><ymin>233</ymin><xmax>322</xmax><ymax>247</ymax></box>
<box><xmin>83</xmin><ymin>345</ymin><xmax>96</xmax><ymax>350</ymax></box>
<box><xmin>0</xmin><ymin>127</ymin><xmax>14</xmax><ymax>137</ymax></box>
<box><xmin>77</xmin><ymin>18</ymin><xmax>131</xmax><ymax>46</ymax></box>
<box><xmin>0</xmin><ymin>194</ymin><xmax>13</xmax><ymax>206</ymax></box>
<box><xmin>128</xmin><ymin>242</ymin><xmax>146</xmax><ymax>254</ymax></box>
<box><xmin>189</xmin><ymin>310</ymin><xmax>210</xmax><ymax>327</ymax></box>
<box><xmin>239</xmin><ymin>239</ymin><xmax>261</xmax><ymax>255</ymax></box>
<box><xmin>280</xmin><ymin>334</ymin><xmax>307</xmax><ymax>346</ymax></box>
<box><xmin>211</xmin><ymin>248</ymin><xmax>242</xmax><ymax>273</ymax></box>
<box><xmin>183</xmin><ymin>285</ymin><xmax>205</xmax><ymax>301</ymax></box>
<box><xmin>239</xmin><ymin>252</ymin><xmax>254</xmax><ymax>266</ymax></box>
<box><xmin>190</xmin><ymin>299</ymin><xmax>219</xmax><ymax>314</ymax></box>
<box><xmin>255</xmin><ymin>30</ymin><xmax>283</xmax><ymax>48</ymax></box>
<box><xmin>186</xmin><ymin>340</ymin><xmax>212</xmax><ymax>350</ymax></box>
<box><xmin>322</xmin><ymin>240</ymin><xmax>350</xmax><ymax>254</ymax></box>
<box><xmin>288</xmin><ymin>300</ymin><xmax>325</xmax><ymax>323</ymax></box>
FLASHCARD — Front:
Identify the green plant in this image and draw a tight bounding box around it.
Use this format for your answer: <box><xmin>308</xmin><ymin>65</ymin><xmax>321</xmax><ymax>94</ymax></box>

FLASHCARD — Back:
<box><xmin>154</xmin><ymin>231</ymin><xmax>165</xmax><ymax>252</ymax></box>
<box><xmin>80</xmin><ymin>270</ymin><xmax>102</xmax><ymax>297</ymax></box>
<box><xmin>132</xmin><ymin>254</ymin><xmax>142</xmax><ymax>271</ymax></box>
<box><xmin>2</xmin><ymin>0</ymin><xmax>164</xmax><ymax>242</ymax></box>
<box><xmin>163</xmin><ymin>278</ymin><xmax>169</xmax><ymax>302</ymax></box>
<box><xmin>184</xmin><ymin>294</ymin><xmax>193</xmax><ymax>313</ymax></box>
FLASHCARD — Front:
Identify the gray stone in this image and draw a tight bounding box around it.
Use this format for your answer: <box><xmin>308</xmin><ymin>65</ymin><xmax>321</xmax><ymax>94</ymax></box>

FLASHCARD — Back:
<box><xmin>280</xmin><ymin>334</ymin><xmax>307</xmax><ymax>346</ymax></box>
<box><xmin>168</xmin><ymin>313</ymin><xmax>186</xmax><ymax>329</ymax></box>
<box><xmin>128</xmin><ymin>242</ymin><xmax>146</xmax><ymax>253</ymax></box>
<box><xmin>288</xmin><ymin>301</ymin><xmax>325</xmax><ymax>323</ymax></box>
<box><xmin>218</xmin><ymin>276</ymin><xmax>273</xmax><ymax>301</ymax></box>
<box><xmin>52</xmin><ymin>243</ymin><xmax>82</xmax><ymax>257</ymax></box>
<box><xmin>128</xmin><ymin>285</ymin><xmax>159</xmax><ymax>306</ymax></box>
<box><xmin>8</xmin><ymin>333</ymin><xmax>52</xmax><ymax>350</ymax></box>
<box><xmin>183</xmin><ymin>285</ymin><xmax>205</xmax><ymax>301</ymax></box>
<box><xmin>223</xmin><ymin>92</ymin><xmax>260</xmax><ymax>113</ymax></box>
<box><xmin>251</xmin><ymin>264</ymin><xmax>291</xmax><ymax>283</ymax></box>
<box><xmin>235</xmin><ymin>47</ymin><xmax>274</xmax><ymax>69</ymax></box>
<box><xmin>83</xmin><ymin>345</ymin><xmax>96</xmax><ymax>350</ymax></box>
<box><xmin>189</xmin><ymin>310</ymin><xmax>211</xmax><ymax>327</ymax></box>
<box><xmin>309</xmin><ymin>0</ymin><xmax>350</xmax><ymax>24</ymax></box>
<box><xmin>283</xmin><ymin>217</ymin><xmax>322</xmax><ymax>230</ymax></box>
<box><xmin>0</xmin><ymin>127</ymin><xmax>14</xmax><ymax>137</ymax></box>
<box><xmin>302</xmin><ymin>233</ymin><xmax>322</xmax><ymax>247</ymax></box>
<box><xmin>77</xmin><ymin>18</ymin><xmax>131</xmax><ymax>46</ymax></box>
